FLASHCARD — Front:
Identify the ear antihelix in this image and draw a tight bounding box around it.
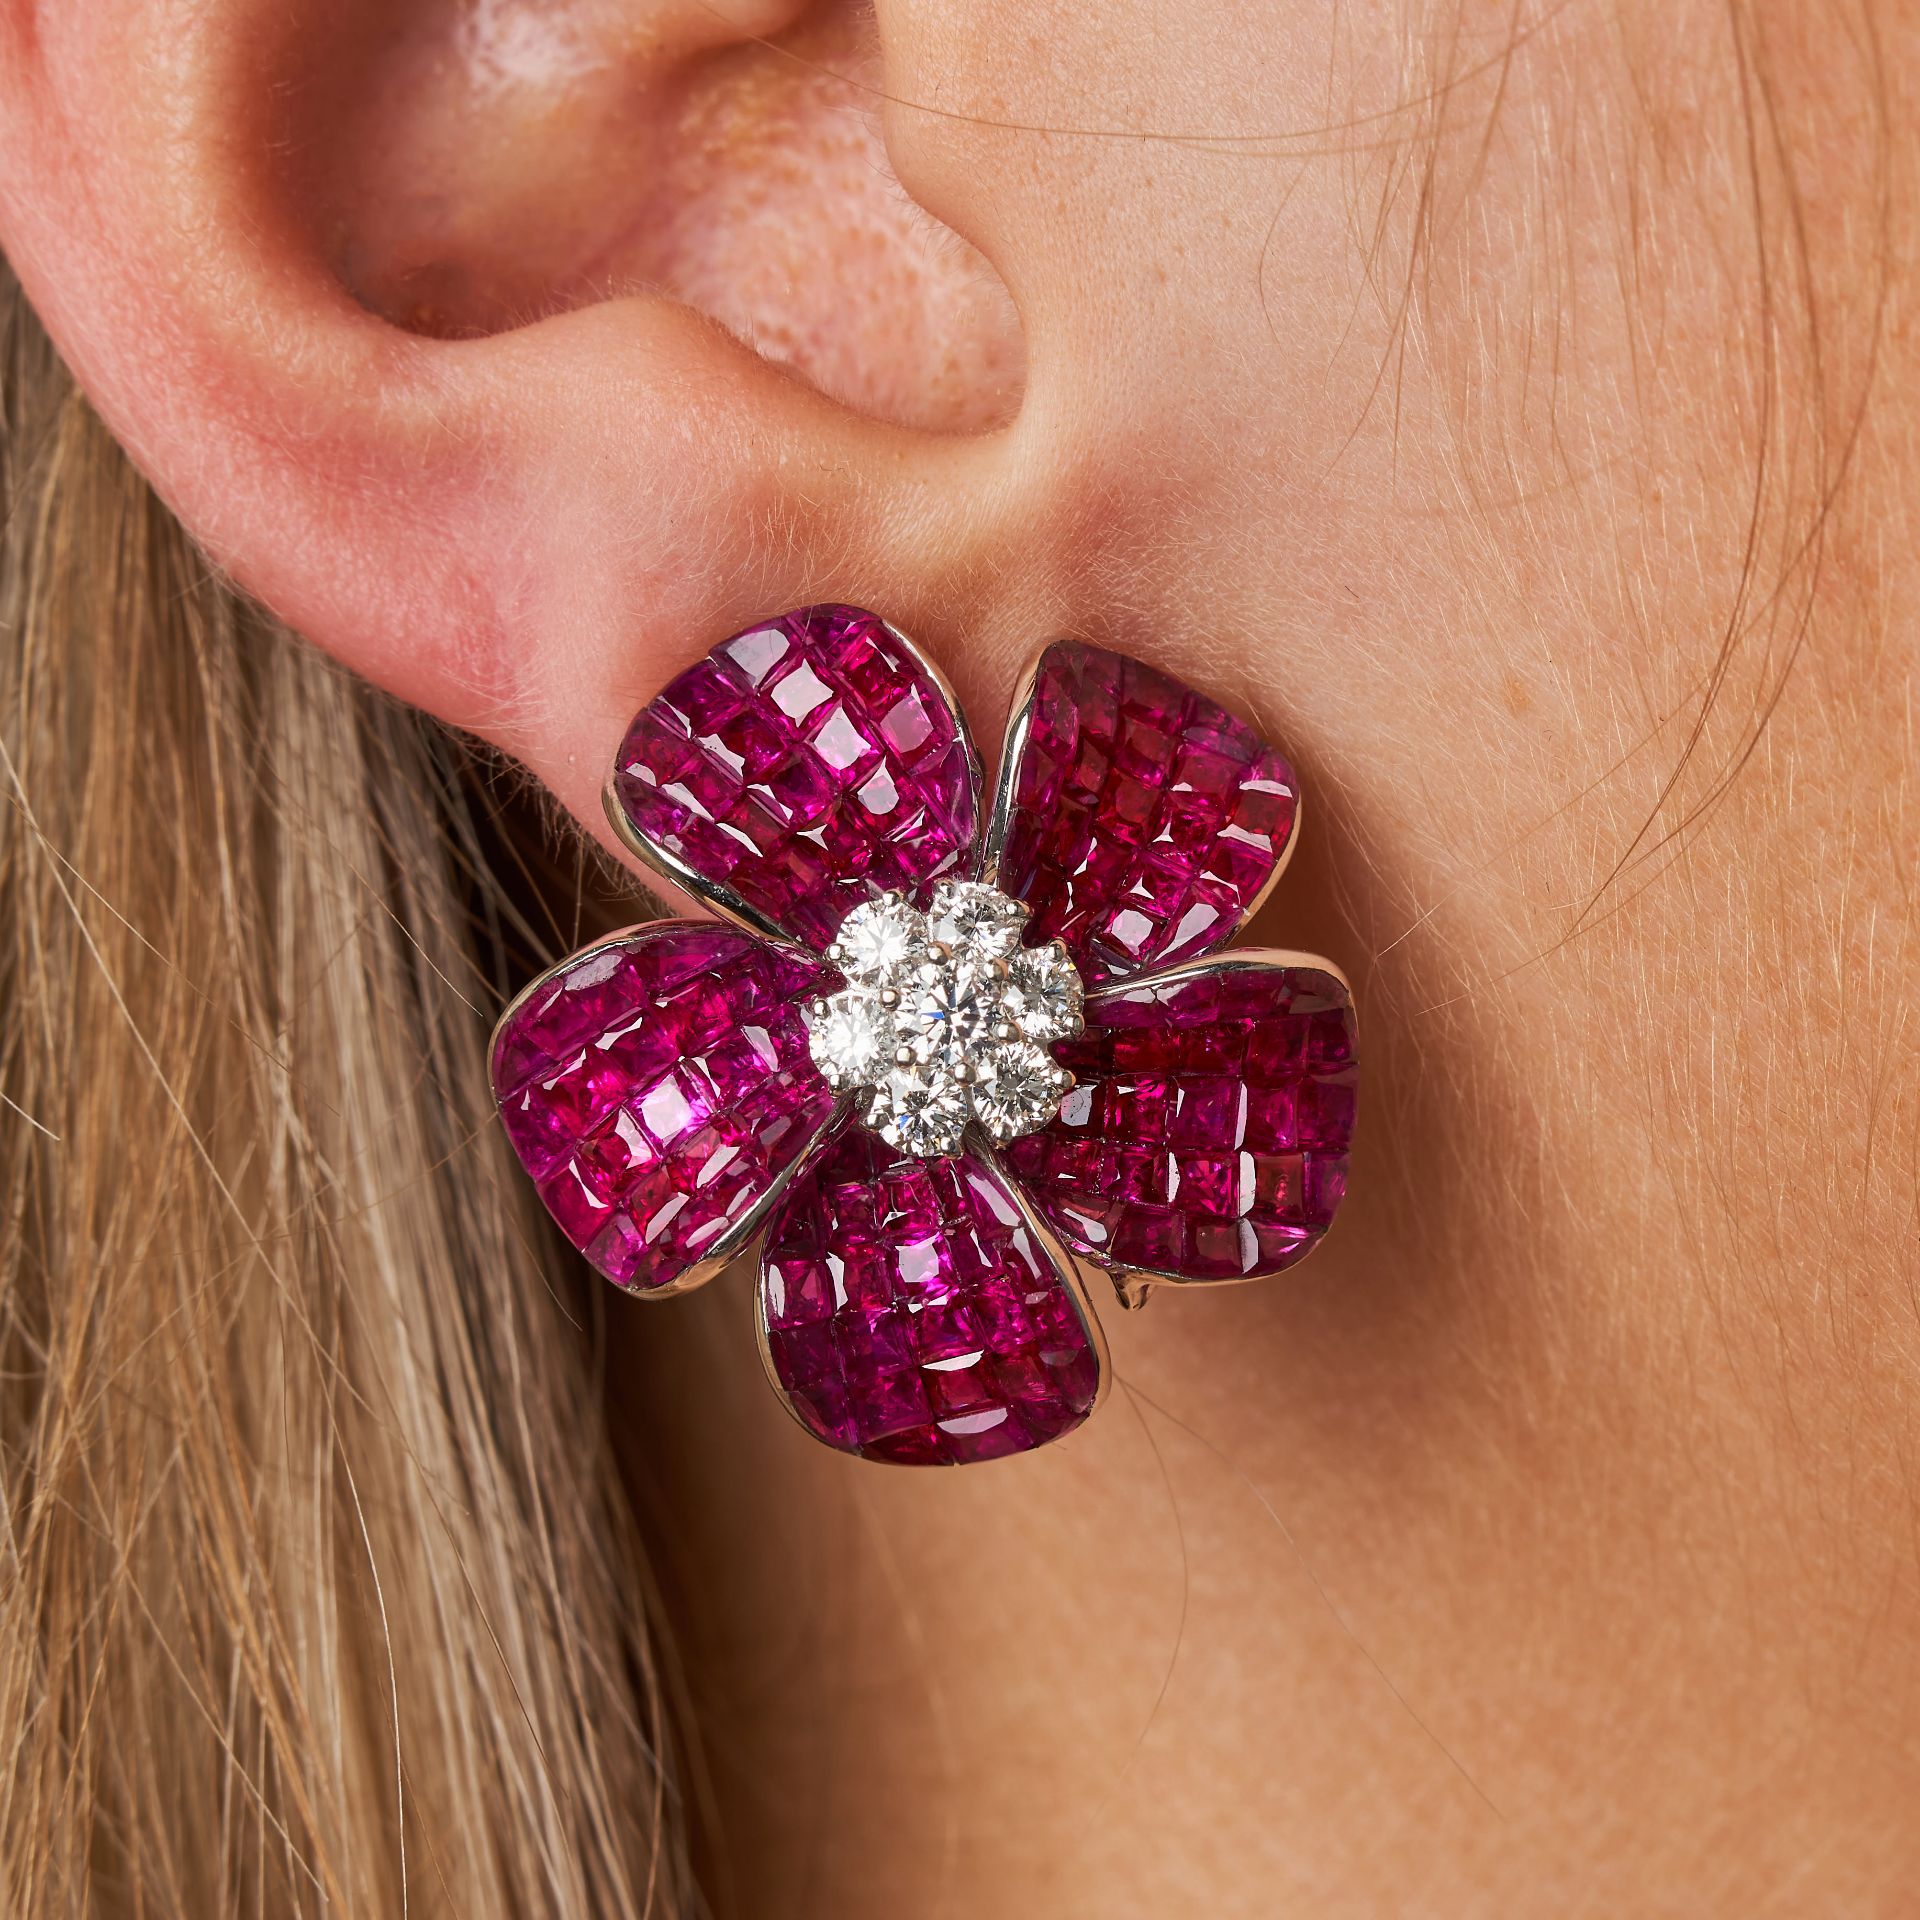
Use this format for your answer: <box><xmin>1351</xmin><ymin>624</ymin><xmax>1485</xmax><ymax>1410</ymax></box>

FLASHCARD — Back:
<box><xmin>299</xmin><ymin>0</ymin><xmax>1023</xmax><ymax>433</ymax></box>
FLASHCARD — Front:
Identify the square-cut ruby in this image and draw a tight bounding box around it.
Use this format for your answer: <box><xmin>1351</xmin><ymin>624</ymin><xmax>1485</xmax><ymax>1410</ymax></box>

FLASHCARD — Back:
<box><xmin>833</xmin><ymin>1242</ymin><xmax>894</xmax><ymax>1315</ymax></box>
<box><xmin>1298</xmin><ymin>1074</ymin><xmax>1358</xmax><ymax>1148</ymax></box>
<box><xmin>1249</xmin><ymin>1151</ymin><xmax>1304</xmax><ymax>1212</ymax></box>
<box><xmin>924</xmin><ymin>1357</ymin><xmax>999</xmax><ymax>1419</ymax></box>
<box><xmin>1251</xmin><ymin>1220</ymin><xmax>1315</xmax><ymax>1269</ymax></box>
<box><xmin>835</xmin><ymin>1304</ymin><xmax>914</xmax><ymax>1377</ymax></box>
<box><xmin>578</xmin><ymin>1110</ymin><xmax>655</xmax><ymax>1188</ymax></box>
<box><xmin>764</xmin><ymin>1254</ymin><xmax>834</xmax><ymax>1328</ymax></box>
<box><xmin>853</xmin><ymin>1369</ymin><xmax>933</xmax><ymax>1443</ymax></box>
<box><xmin>717</xmin><ymin>623</ymin><xmax>792</xmax><ymax>686</ymax></box>
<box><xmin>865</xmin><ymin>1423</ymin><xmax>945</xmax><ymax>1467</ymax></box>
<box><xmin>972</xmin><ymin>1273</ymin><xmax>1034</xmax><ymax>1352</ymax></box>
<box><xmin>1242</xmin><ymin>1082</ymin><xmax>1300</xmax><ymax>1151</ymax></box>
<box><xmin>1115</xmin><ymin>714</ymin><xmax>1176</xmax><ymax>780</ymax></box>
<box><xmin>768</xmin><ymin>1322</ymin><xmax>837</xmax><ymax>1388</ymax></box>
<box><xmin>1113</xmin><ymin>1205</ymin><xmax>1186</xmax><ymax>1273</ymax></box>
<box><xmin>910</xmin><ymin>1295</ymin><xmax>986</xmax><ymax>1365</ymax></box>
<box><xmin>935</xmin><ymin>1407</ymin><xmax>1028</xmax><ymax>1463</ymax></box>
<box><xmin>882</xmin><ymin>1165</ymin><xmax>943</xmax><ymax>1239</ymax></box>
<box><xmin>585</xmin><ymin>1214</ymin><xmax>647</xmax><ymax>1288</ymax></box>
<box><xmin>1105</xmin><ymin>776</ymin><xmax>1158</xmax><ymax>840</ymax></box>
<box><xmin>1173</xmin><ymin>1153</ymin><xmax>1241</xmax><ymax>1217</ymax></box>
<box><xmin>1065</xmin><ymin>735</ymin><xmax>1112</xmax><ymax>800</ymax></box>
<box><xmin>498</xmin><ymin>1084</ymin><xmax>583</xmax><ymax>1182</ymax></box>
<box><xmin>1189</xmin><ymin>1217</ymin><xmax>1255</xmax><ymax>1274</ymax></box>
<box><xmin>1309</xmin><ymin>1157</ymin><xmax>1349</xmax><ymax>1216</ymax></box>
<box><xmin>1104</xmin><ymin>1074</ymin><xmax>1172</xmax><ymax>1140</ymax></box>
<box><xmin>1201</xmin><ymin>825</ymin><xmax>1278</xmax><ymax>895</ymax></box>
<box><xmin>788</xmin><ymin>1379</ymin><xmax>857</xmax><ymax>1449</ymax></box>
<box><xmin>539</xmin><ymin>1162</ymin><xmax>614</xmax><ymax>1248</ymax></box>
<box><xmin>1036</xmin><ymin>1344</ymin><xmax>1101</xmax><ymax>1412</ymax></box>
<box><xmin>754</xmin><ymin>753</ymin><xmax>839</xmax><ymax>827</ymax></box>
<box><xmin>666</xmin><ymin>663</ymin><xmax>747</xmax><ymax>735</ymax></box>
<box><xmin>1169</xmin><ymin>1076</ymin><xmax>1246</xmax><ymax>1148</ymax></box>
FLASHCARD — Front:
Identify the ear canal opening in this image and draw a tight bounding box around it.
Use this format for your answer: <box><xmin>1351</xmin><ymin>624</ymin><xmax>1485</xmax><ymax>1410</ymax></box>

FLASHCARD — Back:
<box><xmin>287</xmin><ymin>0</ymin><xmax>1025</xmax><ymax>435</ymax></box>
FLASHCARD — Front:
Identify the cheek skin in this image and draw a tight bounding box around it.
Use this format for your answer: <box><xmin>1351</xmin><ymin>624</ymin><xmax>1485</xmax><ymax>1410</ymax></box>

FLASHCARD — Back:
<box><xmin>305</xmin><ymin>0</ymin><xmax>1023</xmax><ymax>433</ymax></box>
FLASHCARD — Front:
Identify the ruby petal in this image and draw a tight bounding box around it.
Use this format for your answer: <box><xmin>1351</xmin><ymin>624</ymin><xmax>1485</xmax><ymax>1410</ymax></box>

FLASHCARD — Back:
<box><xmin>994</xmin><ymin>640</ymin><xmax>1300</xmax><ymax>984</ymax></box>
<box><xmin>492</xmin><ymin>924</ymin><xmax>838</xmax><ymax>1292</ymax></box>
<box><xmin>759</xmin><ymin>1124</ymin><xmax>1103</xmax><ymax>1465</ymax></box>
<box><xmin>612</xmin><ymin>605</ymin><xmax>980</xmax><ymax>952</ymax></box>
<box><xmin>1002</xmin><ymin>959</ymin><xmax>1356</xmax><ymax>1281</ymax></box>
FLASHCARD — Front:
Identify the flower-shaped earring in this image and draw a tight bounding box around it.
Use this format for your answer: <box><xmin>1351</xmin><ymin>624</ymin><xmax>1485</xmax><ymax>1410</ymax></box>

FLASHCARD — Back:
<box><xmin>491</xmin><ymin>605</ymin><xmax>1357</xmax><ymax>1465</ymax></box>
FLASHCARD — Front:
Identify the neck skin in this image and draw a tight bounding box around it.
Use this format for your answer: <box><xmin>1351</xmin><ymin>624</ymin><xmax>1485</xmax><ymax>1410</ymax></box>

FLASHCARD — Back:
<box><xmin>612</xmin><ymin>10</ymin><xmax>1920</xmax><ymax>1914</ymax></box>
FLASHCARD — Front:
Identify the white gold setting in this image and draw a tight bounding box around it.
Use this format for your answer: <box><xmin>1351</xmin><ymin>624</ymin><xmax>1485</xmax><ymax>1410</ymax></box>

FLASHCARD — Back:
<box><xmin>806</xmin><ymin>881</ymin><xmax>1083</xmax><ymax>1159</ymax></box>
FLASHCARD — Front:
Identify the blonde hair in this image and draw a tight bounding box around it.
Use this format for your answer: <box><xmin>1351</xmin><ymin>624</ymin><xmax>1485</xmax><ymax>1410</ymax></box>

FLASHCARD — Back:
<box><xmin>0</xmin><ymin>267</ymin><xmax>692</xmax><ymax>1915</ymax></box>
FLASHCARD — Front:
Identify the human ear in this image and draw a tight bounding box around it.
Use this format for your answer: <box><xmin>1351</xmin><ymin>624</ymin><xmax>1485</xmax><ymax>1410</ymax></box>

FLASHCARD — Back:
<box><xmin>0</xmin><ymin>0</ymin><xmax>1027</xmax><ymax>867</ymax></box>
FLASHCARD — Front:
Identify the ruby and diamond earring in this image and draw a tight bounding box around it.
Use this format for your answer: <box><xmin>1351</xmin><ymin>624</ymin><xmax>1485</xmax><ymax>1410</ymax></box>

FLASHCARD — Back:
<box><xmin>490</xmin><ymin>605</ymin><xmax>1357</xmax><ymax>1466</ymax></box>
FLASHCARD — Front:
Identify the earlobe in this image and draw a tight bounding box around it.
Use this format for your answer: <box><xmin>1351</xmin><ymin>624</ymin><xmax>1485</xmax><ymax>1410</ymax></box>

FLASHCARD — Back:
<box><xmin>0</xmin><ymin>0</ymin><xmax>1027</xmax><ymax>879</ymax></box>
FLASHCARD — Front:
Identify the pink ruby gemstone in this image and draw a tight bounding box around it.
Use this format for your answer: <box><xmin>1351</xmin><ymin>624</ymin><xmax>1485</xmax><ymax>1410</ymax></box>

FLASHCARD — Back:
<box><xmin>996</xmin><ymin>640</ymin><xmax>1300</xmax><ymax>983</ymax></box>
<box><xmin>492</xmin><ymin>925</ymin><xmax>837</xmax><ymax>1291</ymax></box>
<box><xmin>1003</xmin><ymin>962</ymin><xmax>1356</xmax><ymax>1280</ymax></box>
<box><xmin>612</xmin><ymin>604</ymin><xmax>979</xmax><ymax>952</ymax></box>
<box><xmin>760</xmin><ymin>1125</ymin><xmax>1101</xmax><ymax>1465</ymax></box>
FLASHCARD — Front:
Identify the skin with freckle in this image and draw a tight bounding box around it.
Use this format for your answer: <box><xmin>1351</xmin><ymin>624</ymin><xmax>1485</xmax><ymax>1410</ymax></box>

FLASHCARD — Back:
<box><xmin>0</xmin><ymin>0</ymin><xmax>1917</xmax><ymax>1915</ymax></box>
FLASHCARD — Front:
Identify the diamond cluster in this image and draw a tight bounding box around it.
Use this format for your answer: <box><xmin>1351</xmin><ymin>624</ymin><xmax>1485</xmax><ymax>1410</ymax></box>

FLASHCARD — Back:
<box><xmin>804</xmin><ymin>882</ymin><xmax>1084</xmax><ymax>1158</ymax></box>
